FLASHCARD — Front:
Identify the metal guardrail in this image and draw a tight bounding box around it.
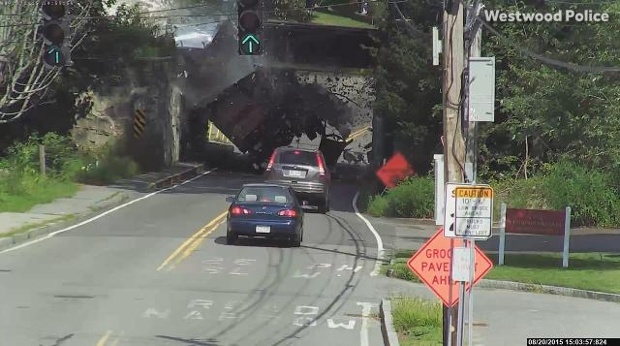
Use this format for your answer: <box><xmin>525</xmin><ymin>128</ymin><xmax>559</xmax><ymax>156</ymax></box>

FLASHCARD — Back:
<box><xmin>207</xmin><ymin>121</ymin><xmax>234</xmax><ymax>145</ymax></box>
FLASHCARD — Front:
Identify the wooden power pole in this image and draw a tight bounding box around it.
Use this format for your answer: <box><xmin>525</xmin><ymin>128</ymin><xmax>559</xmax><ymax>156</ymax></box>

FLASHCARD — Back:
<box><xmin>442</xmin><ymin>0</ymin><xmax>466</xmax><ymax>344</ymax></box>
<box><xmin>465</xmin><ymin>1</ymin><xmax>483</xmax><ymax>183</ymax></box>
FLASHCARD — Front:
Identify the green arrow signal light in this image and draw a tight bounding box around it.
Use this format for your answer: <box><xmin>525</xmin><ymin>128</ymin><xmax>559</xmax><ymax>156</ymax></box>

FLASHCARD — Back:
<box><xmin>241</xmin><ymin>34</ymin><xmax>260</xmax><ymax>54</ymax></box>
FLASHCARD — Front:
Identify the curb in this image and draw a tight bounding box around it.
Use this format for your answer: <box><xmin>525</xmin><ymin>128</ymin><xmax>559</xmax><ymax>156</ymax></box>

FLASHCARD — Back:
<box><xmin>384</xmin><ymin>273</ymin><xmax>620</xmax><ymax>304</ymax></box>
<box><xmin>380</xmin><ymin>298</ymin><xmax>400</xmax><ymax>346</ymax></box>
<box><xmin>478</xmin><ymin>279</ymin><xmax>620</xmax><ymax>303</ymax></box>
<box><xmin>0</xmin><ymin>191</ymin><xmax>130</xmax><ymax>252</ymax></box>
<box><xmin>146</xmin><ymin>163</ymin><xmax>204</xmax><ymax>191</ymax></box>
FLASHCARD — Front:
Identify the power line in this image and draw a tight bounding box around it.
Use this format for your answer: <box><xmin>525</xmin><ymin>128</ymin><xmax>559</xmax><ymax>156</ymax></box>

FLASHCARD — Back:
<box><xmin>479</xmin><ymin>18</ymin><xmax>620</xmax><ymax>73</ymax></box>
<box><xmin>0</xmin><ymin>0</ymin><xmax>402</xmax><ymax>28</ymax></box>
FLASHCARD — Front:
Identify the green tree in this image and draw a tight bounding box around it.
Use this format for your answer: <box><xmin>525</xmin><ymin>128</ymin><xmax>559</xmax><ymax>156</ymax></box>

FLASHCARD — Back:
<box><xmin>372</xmin><ymin>1</ymin><xmax>443</xmax><ymax>174</ymax></box>
<box><xmin>479</xmin><ymin>0</ymin><xmax>620</xmax><ymax>178</ymax></box>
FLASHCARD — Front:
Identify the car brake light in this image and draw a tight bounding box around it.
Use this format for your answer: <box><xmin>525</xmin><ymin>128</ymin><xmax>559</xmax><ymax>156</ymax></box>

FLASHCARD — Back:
<box><xmin>266</xmin><ymin>151</ymin><xmax>277</xmax><ymax>171</ymax></box>
<box><xmin>278</xmin><ymin>209</ymin><xmax>297</xmax><ymax>217</ymax></box>
<box><xmin>230</xmin><ymin>206</ymin><xmax>252</xmax><ymax>215</ymax></box>
<box><xmin>316</xmin><ymin>153</ymin><xmax>326</xmax><ymax>176</ymax></box>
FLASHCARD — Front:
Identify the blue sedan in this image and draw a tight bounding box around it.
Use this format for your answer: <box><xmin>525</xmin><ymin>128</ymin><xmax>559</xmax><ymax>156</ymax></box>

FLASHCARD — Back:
<box><xmin>225</xmin><ymin>183</ymin><xmax>304</xmax><ymax>246</ymax></box>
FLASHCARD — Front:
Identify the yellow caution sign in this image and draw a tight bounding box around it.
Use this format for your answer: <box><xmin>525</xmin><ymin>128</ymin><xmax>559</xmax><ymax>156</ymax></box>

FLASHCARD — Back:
<box><xmin>133</xmin><ymin>109</ymin><xmax>146</xmax><ymax>138</ymax></box>
<box><xmin>455</xmin><ymin>187</ymin><xmax>493</xmax><ymax>198</ymax></box>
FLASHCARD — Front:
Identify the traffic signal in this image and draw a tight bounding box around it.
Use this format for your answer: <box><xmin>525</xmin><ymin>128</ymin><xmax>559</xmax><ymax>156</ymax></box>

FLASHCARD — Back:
<box><xmin>237</xmin><ymin>0</ymin><xmax>263</xmax><ymax>55</ymax></box>
<box><xmin>39</xmin><ymin>3</ymin><xmax>72</xmax><ymax>69</ymax></box>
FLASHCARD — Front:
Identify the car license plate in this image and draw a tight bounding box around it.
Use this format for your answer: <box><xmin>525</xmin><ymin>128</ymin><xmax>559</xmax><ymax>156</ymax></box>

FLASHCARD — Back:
<box><xmin>285</xmin><ymin>170</ymin><xmax>305</xmax><ymax>178</ymax></box>
<box><xmin>256</xmin><ymin>226</ymin><xmax>271</xmax><ymax>233</ymax></box>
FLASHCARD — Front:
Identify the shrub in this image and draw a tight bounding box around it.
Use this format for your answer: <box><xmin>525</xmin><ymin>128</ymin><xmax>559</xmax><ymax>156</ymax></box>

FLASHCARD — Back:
<box><xmin>540</xmin><ymin>160</ymin><xmax>620</xmax><ymax>227</ymax></box>
<box><xmin>367</xmin><ymin>176</ymin><xmax>434</xmax><ymax>218</ymax></box>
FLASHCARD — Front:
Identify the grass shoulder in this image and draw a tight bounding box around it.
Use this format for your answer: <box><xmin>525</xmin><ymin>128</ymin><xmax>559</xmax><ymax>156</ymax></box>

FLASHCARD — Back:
<box><xmin>0</xmin><ymin>133</ymin><xmax>138</xmax><ymax>215</ymax></box>
<box><xmin>391</xmin><ymin>296</ymin><xmax>442</xmax><ymax>345</ymax></box>
<box><xmin>384</xmin><ymin>251</ymin><xmax>620</xmax><ymax>294</ymax></box>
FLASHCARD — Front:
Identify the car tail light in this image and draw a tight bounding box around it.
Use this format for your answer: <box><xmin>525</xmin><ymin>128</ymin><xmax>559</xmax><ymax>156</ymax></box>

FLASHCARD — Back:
<box><xmin>278</xmin><ymin>209</ymin><xmax>297</xmax><ymax>217</ymax></box>
<box><xmin>265</xmin><ymin>151</ymin><xmax>277</xmax><ymax>171</ymax></box>
<box><xmin>230</xmin><ymin>206</ymin><xmax>252</xmax><ymax>215</ymax></box>
<box><xmin>316</xmin><ymin>153</ymin><xmax>326</xmax><ymax>177</ymax></box>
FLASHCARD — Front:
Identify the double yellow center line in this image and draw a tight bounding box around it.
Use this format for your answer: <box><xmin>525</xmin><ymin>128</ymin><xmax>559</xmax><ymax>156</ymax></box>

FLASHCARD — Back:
<box><xmin>96</xmin><ymin>330</ymin><xmax>121</xmax><ymax>346</ymax></box>
<box><xmin>156</xmin><ymin>211</ymin><xmax>228</xmax><ymax>271</ymax></box>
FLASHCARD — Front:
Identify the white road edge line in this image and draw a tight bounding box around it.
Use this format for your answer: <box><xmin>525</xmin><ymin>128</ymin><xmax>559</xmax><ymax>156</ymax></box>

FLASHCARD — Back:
<box><xmin>0</xmin><ymin>168</ymin><xmax>218</xmax><ymax>255</ymax></box>
<box><xmin>352</xmin><ymin>191</ymin><xmax>384</xmax><ymax>277</ymax></box>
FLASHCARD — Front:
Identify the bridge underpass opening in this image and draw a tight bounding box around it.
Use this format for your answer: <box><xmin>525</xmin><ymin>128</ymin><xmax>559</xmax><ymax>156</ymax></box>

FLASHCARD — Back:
<box><xmin>181</xmin><ymin>67</ymin><xmax>372</xmax><ymax>172</ymax></box>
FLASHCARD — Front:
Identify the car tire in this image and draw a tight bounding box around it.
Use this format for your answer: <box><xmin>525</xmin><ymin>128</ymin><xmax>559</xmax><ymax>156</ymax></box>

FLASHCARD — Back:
<box><xmin>291</xmin><ymin>233</ymin><xmax>301</xmax><ymax>247</ymax></box>
<box><xmin>226</xmin><ymin>232</ymin><xmax>238</xmax><ymax>245</ymax></box>
<box><xmin>318</xmin><ymin>197</ymin><xmax>329</xmax><ymax>213</ymax></box>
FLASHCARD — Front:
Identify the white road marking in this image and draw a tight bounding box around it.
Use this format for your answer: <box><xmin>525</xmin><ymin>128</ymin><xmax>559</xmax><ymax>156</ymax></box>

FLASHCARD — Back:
<box><xmin>142</xmin><ymin>308</ymin><xmax>170</xmax><ymax>318</ymax></box>
<box><xmin>336</xmin><ymin>264</ymin><xmax>363</xmax><ymax>272</ymax></box>
<box><xmin>0</xmin><ymin>168</ymin><xmax>218</xmax><ymax>254</ymax></box>
<box><xmin>327</xmin><ymin>318</ymin><xmax>356</xmax><ymax>329</ymax></box>
<box><xmin>184</xmin><ymin>311</ymin><xmax>204</xmax><ymax>320</ymax></box>
<box><xmin>352</xmin><ymin>192</ymin><xmax>385</xmax><ymax>276</ymax></box>
<box><xmin>187</xmin><ymin>299</ymin><xmax>213</xmax><ymax>309</ymax></box>
<box><xmin>293</xmin><ymin>305</ymin><xmax>319</xmax><ymax>327</ymax></box>
<box><xmin>292</xmin><ymin>270</ymin><xmax>321</xmax><ymax>278</ymax></box>
<box><xmin>356</xmin><ymin>302</ymin><xmax>373</xmax><ymax>346</ymax></box>
<box><xmin>307</xmin><ymin>263</ymin><xmax>332</xmax><ymax>269</ymax></box>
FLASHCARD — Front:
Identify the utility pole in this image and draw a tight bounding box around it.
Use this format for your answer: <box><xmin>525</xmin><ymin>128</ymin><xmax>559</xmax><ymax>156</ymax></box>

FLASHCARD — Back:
<box><xmin>465</xmin><ymin>0</ymin><xmax>483</xmax><ymax>183</ymax></box>
<box><xmin>442</xmin><ymin>0</ymin><xmax>465</xmax><ymax>344</ymax></box>
<box><xmin>464</xmin><ymin>2</ymin><xmax>483</xmax><ymax>346</ymax></box>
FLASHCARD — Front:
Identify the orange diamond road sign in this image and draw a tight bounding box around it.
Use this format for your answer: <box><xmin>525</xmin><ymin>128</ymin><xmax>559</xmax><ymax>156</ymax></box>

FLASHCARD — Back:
<box><xmin>375</xmin><ymin>151</ymin><xmax>415</xmax><ymax>188</ymax></box>
<box><xmin>406</xmin><ymin>227</ymin><xmax>494</xmax><ymax>307</ymax></box>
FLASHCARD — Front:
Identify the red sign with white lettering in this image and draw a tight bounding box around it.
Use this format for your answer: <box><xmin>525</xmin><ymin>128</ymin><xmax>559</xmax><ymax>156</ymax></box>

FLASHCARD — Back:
<box><xmin>375</xmin><ymin>151</ymin><xmax>415</xmax><ymax>188</ymax></box>
<box><xmin>506</xmin><ymin>208</ymin><xmax>566</xmax><ymax>236</ymax></box>
<box><xmin>406</xmin><ymin>228</ymin><xmax>494</xmax><ymax>307</ymax></box>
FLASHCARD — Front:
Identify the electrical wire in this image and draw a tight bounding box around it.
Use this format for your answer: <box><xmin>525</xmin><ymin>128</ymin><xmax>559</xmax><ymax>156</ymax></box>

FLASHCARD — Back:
<box><xmin>477</xmin><ymin>17</ymin><xmax>620</xmax><ymax>73</ymax></box>
<box><xmin>0</xmin><ymin>0</ymin><xmax>406</xmax><ymax>28</ymax></box>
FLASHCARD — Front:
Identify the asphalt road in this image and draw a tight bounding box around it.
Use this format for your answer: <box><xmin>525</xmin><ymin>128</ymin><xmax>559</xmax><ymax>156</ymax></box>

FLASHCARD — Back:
<box><xmin>0</xmin><ymin>170</ymin><xmax>386</xmax><ymax>346</ymax></box>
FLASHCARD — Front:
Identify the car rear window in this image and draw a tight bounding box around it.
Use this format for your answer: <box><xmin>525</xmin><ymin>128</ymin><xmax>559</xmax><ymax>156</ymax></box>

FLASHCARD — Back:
<box><xmin>277</xmin><ymin>150</ymin><xmax>317</xmax><ymax>166</ymax></box>
<box><xmin>237</xmin><ymin>187</ymin><xmax>294</xmax><ymax>204</ymax></box>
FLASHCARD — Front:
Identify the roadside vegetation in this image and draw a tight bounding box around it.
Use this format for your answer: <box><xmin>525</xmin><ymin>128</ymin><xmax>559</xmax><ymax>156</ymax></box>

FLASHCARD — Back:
<box><xmin>363</xmin><ymin>160</ymin><xmax>620</xmax><ymax>227</ymax></box>
<box><xmin>384</xmin><ymin>251</ymin><xmax>620</xmax><ymax>294</ymax></box>
<box><xmin>0</xmin><ymin>133</ymin><xmax>138</xmax><ymax>214</ymax></box>
<box><xmin>367</xmin><ymin>0</ymin><xmax>620</xmax><ymax>229</ymax></box>
<box><xmin>391</xmin><ymin>296</ymin><xmax>442</xmax><ymax>345</ymax></box>
<box><xmin>0</xmin><ymin>3</ymin><xmax>171</xmax><ymax>214</ymax></box>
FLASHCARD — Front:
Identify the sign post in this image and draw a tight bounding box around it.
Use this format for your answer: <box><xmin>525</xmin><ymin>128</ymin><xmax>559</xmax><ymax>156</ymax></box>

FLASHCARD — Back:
<box><xmin>448</xmin><ymin>184</ymin><xmax>492</xmax><ymax>346</ymax></box>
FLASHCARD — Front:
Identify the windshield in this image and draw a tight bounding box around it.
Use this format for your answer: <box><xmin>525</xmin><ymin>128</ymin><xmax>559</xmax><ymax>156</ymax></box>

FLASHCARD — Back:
<box><xmin>277</xmin><ymin>150</ymin><xmax>318</xmax><ymax>166</ymax></box>
<box><xmin>237</xmin><ymin>186</ymin><xmax>293</xmax><ymax>204</ymax></box>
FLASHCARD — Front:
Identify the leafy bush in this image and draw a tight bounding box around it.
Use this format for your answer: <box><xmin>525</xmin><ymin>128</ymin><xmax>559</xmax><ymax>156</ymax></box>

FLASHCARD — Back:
<box><xmin>75</xmin><ymin>142</ymin><xmax>139</xmax><ymax>185</ymax></box>
<box><xmin>0</xmin><ymin>134</ymin><xmax>140</xmax><ymax>212</ymax></box>
<box><xmin>367</xmin><ymin>176</ymin><xmax>434</xmax><ymax>218</ymax></box>
<box><xmin>541</xmin><ymin>160</ymin><xmax>620</xmax><ymax>227</ymax></box>
<box><xmin>77</xmin><ymin>155</ymin><xmax>138</xmax><ymax>185</ymax></box>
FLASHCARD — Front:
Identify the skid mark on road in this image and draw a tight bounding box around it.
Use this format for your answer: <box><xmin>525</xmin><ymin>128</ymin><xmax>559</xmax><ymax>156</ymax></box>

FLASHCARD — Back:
<box><xmin>266</xmin><ymin>213</ymin><xmax>369</xmax><ymax>346</ymax></box>
<box><xmin>352</xmin><ymin>192</ymin><xmax>385</xmax><ymax>276</ymax></box>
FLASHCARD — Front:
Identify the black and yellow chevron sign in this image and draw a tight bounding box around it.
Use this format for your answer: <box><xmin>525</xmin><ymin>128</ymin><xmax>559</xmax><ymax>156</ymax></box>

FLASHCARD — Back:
<box><xmin>133</xmin><ymin>109</ymin><xmax>146</xmax><ymax>138</ymax></box>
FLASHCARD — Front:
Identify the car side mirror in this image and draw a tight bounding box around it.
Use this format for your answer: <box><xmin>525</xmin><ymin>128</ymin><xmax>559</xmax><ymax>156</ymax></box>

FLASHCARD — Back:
<box><xmin>225</xmin><ymin>196</ymin><xmax>235</xmax><ymax>203</ymax></box>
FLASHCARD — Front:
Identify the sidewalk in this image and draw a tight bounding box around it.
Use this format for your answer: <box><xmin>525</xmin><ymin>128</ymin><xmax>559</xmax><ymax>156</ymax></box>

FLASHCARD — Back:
<box><xmin>367</xmin><ymin>216</ymin><xmax>620</xmax><ymax>345</ymax></box>
<box><xmin>0</xmin><ymin>162</ymin><xmax>204</xmax><ymax>251</ymax></box>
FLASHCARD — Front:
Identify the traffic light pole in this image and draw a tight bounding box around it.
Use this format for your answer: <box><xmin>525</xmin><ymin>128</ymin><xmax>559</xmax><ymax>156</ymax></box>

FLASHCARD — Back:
<box><xmin>442</xmin><ymin>0</ymin><xmax>465</xmax><ymax>344</ymax></box>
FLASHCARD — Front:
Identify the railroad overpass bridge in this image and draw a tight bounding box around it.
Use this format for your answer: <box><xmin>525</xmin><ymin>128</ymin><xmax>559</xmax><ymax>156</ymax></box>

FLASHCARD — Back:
<box><xmin>174</xmin><ymin>19</ymin><xmax>380</xmax><ymax>162</ymax></box>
